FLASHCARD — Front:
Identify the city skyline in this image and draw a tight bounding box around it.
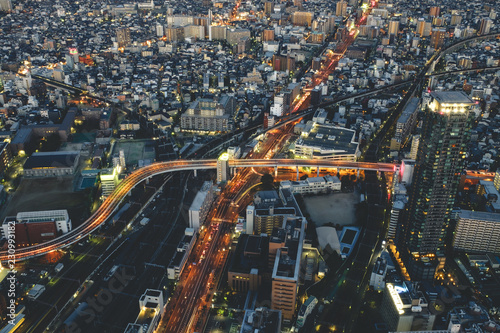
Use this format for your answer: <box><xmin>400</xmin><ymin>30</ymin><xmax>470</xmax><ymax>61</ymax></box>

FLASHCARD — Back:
<box><xmin>0</xmin><ymin>0</ymin><xmax>499</xmax><ymax>332</ymax></box>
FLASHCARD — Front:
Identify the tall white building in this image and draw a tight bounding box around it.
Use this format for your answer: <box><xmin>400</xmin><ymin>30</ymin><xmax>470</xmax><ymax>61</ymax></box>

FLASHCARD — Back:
<box><xmin>188</xmin><ymin>181</ymin><xmax>215</xmax><ymax>230</ymax></box>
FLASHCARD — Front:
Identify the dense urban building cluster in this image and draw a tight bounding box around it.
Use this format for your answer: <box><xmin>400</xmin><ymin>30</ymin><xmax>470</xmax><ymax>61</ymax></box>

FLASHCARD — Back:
<box><xmin>0</xmin><ymin>0</ymin><xmax>499</xmax><ymax>332</ymax></box>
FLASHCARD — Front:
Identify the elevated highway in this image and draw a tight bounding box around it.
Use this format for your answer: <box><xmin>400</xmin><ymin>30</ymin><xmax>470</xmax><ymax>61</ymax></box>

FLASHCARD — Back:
<box><xmin>0</xmin><ymin>159</ymin><xmax>395</xmax><ymax>262</ymax></box>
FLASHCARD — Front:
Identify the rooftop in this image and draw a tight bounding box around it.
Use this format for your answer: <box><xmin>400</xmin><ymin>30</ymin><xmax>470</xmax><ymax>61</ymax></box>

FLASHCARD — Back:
<box><xmin>23</xmin><ymin>151</ymin><xmax>79</xmax><ymax>170</ymax></box>
<box><xmin>240</xmin><ymin>308</ymin><xmax>281</xmax><ymax>333</ymax></box>
<box><xmin>430</xmin><ymin>91</ymin><xmax>475</xmax><ymax>104</ymax></box>
<box><xmin>459</xmin><ymin>210</ymin><xmax>500</xmax><ymax>223</ymax></box>
<box><xmin>229</xmin><ymin>234</ymin><xmax>269</xmax><ymax>274</ymax></box>
<box><xmin>189</xmin><ymin>181</ymin><xmax>213</xmax><ymax>212</ymax></box>
<box><xmin>296</xmin><ymin>123</ymin><xmax>358</xmax><ymax>156</ymax></box>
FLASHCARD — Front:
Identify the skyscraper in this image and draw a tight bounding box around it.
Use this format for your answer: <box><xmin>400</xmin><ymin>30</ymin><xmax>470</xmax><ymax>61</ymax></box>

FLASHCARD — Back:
<box><xmin>398</xmin><ymin>91</ymin><xmax>475</xmax><ymax>280</ymax></box>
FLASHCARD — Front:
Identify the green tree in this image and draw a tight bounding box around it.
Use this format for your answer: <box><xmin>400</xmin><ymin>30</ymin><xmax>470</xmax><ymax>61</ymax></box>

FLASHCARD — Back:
<box><xmin>261</xmin><ymin>173</ymin><xmax>274</xmax><ymax>190</ymax></box>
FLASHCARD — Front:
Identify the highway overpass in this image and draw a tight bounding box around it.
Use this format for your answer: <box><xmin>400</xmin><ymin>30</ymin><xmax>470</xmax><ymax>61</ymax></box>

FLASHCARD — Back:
<box><xmin>0</xmin><ymin>158</ymin><xmax>396</xmax><ymax>262</ymax></box>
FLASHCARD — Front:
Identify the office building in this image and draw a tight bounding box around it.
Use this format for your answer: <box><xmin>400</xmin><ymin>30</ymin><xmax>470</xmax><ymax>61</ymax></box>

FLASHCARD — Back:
<box><xmin>116</xmin><ymin>27</ymin><xmax>131</xmax><ymax>47</ymax></box>
<box><xmin>369</xmin><ymin>257</ymin><xmax>389</xmax><ymax>292</ymax></box>
<box><xmin>430</xmin><ymin>28</ymin><xmax>446</xmax><ymax>49</ymax></box>
<box><xmin>280</xmin><ymin>175</ymin><xmax>341</xmax><ymax>194</ymax></box>
<box><xmin>188</xmin><ymin>181</ymin><xmax>215</xmax><ymax>230</ymax></box>
<box><xmin>124</xmin><ymin>289</ymin><xmax>164</xmax><ymax>333</ymax></box>
<box><xmin>380</xmin><ymin>282</ymin><xmax>435</xmax><ymax>331</ymax></box>
<box><xmin>271</xmin><ymin>217</ymin><xmax>306</xmax><ymax>320</ymax></box>
<box><xmin>453</xmin><ymin>210</ymin><xmax>500</xmax><ymax>254</ymax></box>
<box><xmin>240</xmin><ymin>308</ymin><xmax>281</xmax><ymax>333</ymax></box>
<box><xmin>398</xmin><ymin>91</ymin><xmax>475</xmax><ymax>280</ymax></box>
<box><xmin>167</xmin><ymin>228</ymin><xmax>195</xmax><ymax>279</ymax></box>
<box><xmin>23</xmin><ymin>151</ymin><xmax>80</xmax><ymax>177</ymax></box>
<box><xmin>228</xmin><ymin>234</ymin><xmax>268</xmax><ymax>292</ymax></box>
<box><xmin>416</xmin><ymin>19</ymin><xmax>432</xmax><ymax>37</ymax></box>
<box><xmin>245</xmin><ymin>189</ymin><xmax>301</xmax><ymax>235</ymax></box>
<box><xmin>181</xmin><ymin>95</ymin><xmax>235</xmax><ymax>132</ymax></box>
<box><xmin>293</xmin><ymin>122</ymin><xmax>359</xmax><ymax>160</ymax></box>
<box><xmin>2</xmin><ymin>209</ymin><xmax>72</xmax><ymax>246</ymax></box>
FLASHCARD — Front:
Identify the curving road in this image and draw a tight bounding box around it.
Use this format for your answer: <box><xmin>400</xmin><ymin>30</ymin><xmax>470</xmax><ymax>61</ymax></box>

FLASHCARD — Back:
<box><xmin>0</xmin><ymin>159</ymin><xmax>395</xmax><ymax>262</ymax></box>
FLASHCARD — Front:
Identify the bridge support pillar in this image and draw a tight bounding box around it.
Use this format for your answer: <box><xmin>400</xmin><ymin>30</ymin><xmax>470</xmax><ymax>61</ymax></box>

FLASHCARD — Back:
<box><xmin>377</xmin><ymin>170</ymin><xmax>381</xmax><ymax>179</ymax></box>
<box><xmin>357</xmin><ymin>169</ymin><xmax>360</xmax><ymax>179</ymax></box>
<box><xmin>146</xmin><ymin>177</ymin><xmax>150</xmax><ymax>184</ymax></box>
<box><xmin>296</xmin><ymin>166</ymin><xmax>299</xmax><ymax>181</ymax></box>
<box><xmin>317</xmin><ymin>167</ymin><xmax>320</xmax><ymax>177</ymax></box>
<box><xmin>274</xmin><ymin>166</ymin><xmax>278</xmax><ymax>178</ymax></box>
<box><xmin>193</xmin><ymin>169</ymin><xmax>197</xmax><ymax>177</ymax></box>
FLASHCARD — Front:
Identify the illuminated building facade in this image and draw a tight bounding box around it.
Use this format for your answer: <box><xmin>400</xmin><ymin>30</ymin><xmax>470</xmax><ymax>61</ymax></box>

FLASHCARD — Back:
<box><xmin>116</xmin><ymin>27</ymin><xmax>131</xmax><ymax>47</ymax></box>
<box><xmin>293</xmin><ymin>122</ymin><xmax>359</xmax><ymax>160</ymax></box>
<box><xmin>228</xmin><ymin>234</ymin><xmax>267</xmax><ymax>292</ymax></box>
<box><xmin>217</xmin><ymin>153</ymin><xmax>230</xmax><ymax>183</ymax></box>
<box><xmin>398</xmin><ymin>91</ymin><xmax>475</xmax><ymax>280</ymax></box>
<box><xmin>380</xmin><ymin>283</ymin><xmax>435</xmax><ymax>331</ymax></box>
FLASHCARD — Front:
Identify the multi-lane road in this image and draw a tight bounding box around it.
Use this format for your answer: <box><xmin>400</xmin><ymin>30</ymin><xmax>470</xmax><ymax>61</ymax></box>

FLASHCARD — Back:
<box><xmin>0</xmin><ymin>159</ymin><xmax>396</xmax><ymax>262</ymax></box>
